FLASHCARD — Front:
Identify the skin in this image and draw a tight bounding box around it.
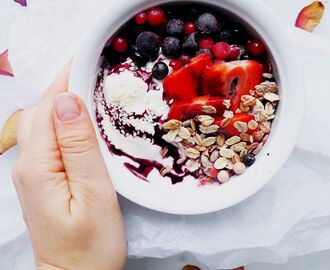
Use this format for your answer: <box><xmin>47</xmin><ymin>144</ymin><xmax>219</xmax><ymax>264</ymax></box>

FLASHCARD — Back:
<box><xmin>12</xmin><ymin>62</ymin><xmax>127</xmax><ymax>270</ymax></box>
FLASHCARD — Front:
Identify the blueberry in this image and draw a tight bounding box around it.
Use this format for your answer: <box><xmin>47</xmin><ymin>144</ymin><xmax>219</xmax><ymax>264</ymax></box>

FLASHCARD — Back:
<box><xmin>130</xmin><ymin>46</ymin><xmax>149</xmax><ymax>67</ymax></box>
<box><xmin>219</xmin><ymin>29</ymin><xmax>236</xmax><ymax>44</ymax></box>
<box><xmin>136</xmin><ymin>31</ymin><xmax>160</xmax><ymax>58</ymax></box>
<box><xmin>167</xmin><ymin>19</ymin><xmax>185</xmax><ymax>36</ymax></box>
<box><xmin>243</xmin><ymin>154</ymin><xmax>256</xmax><ymax>167</ymax></box>
<box><xmin>197</xmin><ymin>48</ymin><xmax>212</xmax><ymax>57</ymax></box>
<box><xmin>182</xmin><ymin>33</ymin><xmax>198</xmax><ymax>55</ymax></box>
<box><xmin>240</xmin><ymin>52</ymin><xmax>252</xmax><ymax>60</ymax></box>
<box><xmin>196</xmin><ymin>13</ymin><xmax>218</xmax><ymax>35</ymax></box>
<box><xmin>152</xmin><ymin>62</ymin><xmax>169</xmax><ymax>80</ymax></box>
<box><xmin>162</xmin><ymin>37</ymin><xmax>181</xmax><ymax>58</ymax></box>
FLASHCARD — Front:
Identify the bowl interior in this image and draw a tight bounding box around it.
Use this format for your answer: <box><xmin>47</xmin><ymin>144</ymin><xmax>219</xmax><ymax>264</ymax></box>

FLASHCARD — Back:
<box><xmin>69</xmin><ymin>0</ymin><xmax>304</xmax><ymax>215</ymax></box>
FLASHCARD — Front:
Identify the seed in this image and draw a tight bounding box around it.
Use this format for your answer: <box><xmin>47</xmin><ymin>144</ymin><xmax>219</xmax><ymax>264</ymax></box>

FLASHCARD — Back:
<box><xmin>166</xmin><ymin>128</ymin><xmax>179</xmax><ymax>142</ymax></box>
<box><xmin>220</xmin><ymin>148</ymin><xmax>235</xmax><ymax>158</ymax></box>
<box><xmin>178</xmin><ymin>126</ymin><xmax>191</xmax><ymax>139</ymax></box>
<box><xmin>252</xmin><ymin>130</ymin><xmax>263</xmax><ymax>142</ymax></box>
<box><xmin>223</xmin><ymin>99</ymin><xmax>231</xmax><ymax>109</ymax></box>
<box><xmin>253</xmin><ymin>99</ymin><xmax>265</xmax><ymax>113</ymax></box>
<box><xmin>201</xmin><ymin>105</ymin><xmax>217</xmax><ymax>114</ymax></box>
<box><xmin>187</xmin><ymin>127</ymin><xmax>195</xmax><ymax>136</ymax></box>
<box><xmin>199</xmin><ymin>125</ymin><xmax>219</xmax><ymax>134</ymax></box>
<box><xmin>185</xmin><ymin>159</ymin><xmax>200</xmax><ymax>172</ymax></box>
<box><xmin>201</xmin><ymin>119</ymin><xmax>215</xmax><ymax>127</ymax></box>
<box><xmin>198</xmin><ymin>115</ymin><xmax>213</xmax><ymax>122</ymax></box>
<box><xmin>233</xmin><ymin>121</ymin><xmax>248</xmax><ymax>133</ymax></box>
<box><xmin>160</xmin><ymin>166</ymin><xmax>171</xmax><ymax>176</ymax></box>
<box><xmin>252</xmin><ymin>143</ymin><xmax>263</xmax><ymax>155</ymax></box>
<box><xmin>231</xmin><ymin>142</ymin><xmax>247</xmax><ymax>152</ymax></box>
<box><xmin>163</xmin><ymin>119</ymin><xmax>182</xmax><ymax>130</ymax></box>
<box><xmin>209</xmin><ymin>144</ymin><xmax>218</xmax><ymax>153</ymax></box>
<box><xmin>240</xmin><ymin>103</ymin><xmax>250</xmax><ymax>113</ymax></box>
<box><xmin>248</xmin><ymin>120</ymin><xmax>258</xmax><ymax>130</ymax></box>
<box><xmin>240</xmin><ymin>148</ymin><xmax>248</xmax><ymax>158</ymax></box>
<box><xmin>265</xmin><ymin>102</ymin><xmax>275</xmax><ymax>116</ymax></box>
<box><xmin>202</xmin><ymin>137</ymin><xmax>216</xmax><ymax>147</ymax></box>
<box><xmin>185</xmin><ymin>148</ymin><xmax>200</xmax><ymax>159</ymax></box>
<box><xmin>223</xmin><ymin>110</ymin><xmax>234</xmax><ymax>119</ymax></box>
<box><xmin>225</xmin><ymin>136</ymin><xmax>241</xmax><ymax>146</ymax></box>
<box><xmin>194</xmin><ymin>134</ymin><xmax>203</xmax><ymax>145</ymax></box>
<box><xmin>191</xmin><ymin>119</ymin><xmax>196</xmax><ymax>131</ymax></box>
<box><xmin>214</xmin><ymin>157</ymin><xmax>228</xmax><ymax>170</ymax></box>
<box><xmin>174</xmin><ymin>136</ymin><xmax>183</xmax><ymax>142</ymax></box>
<box><xmin>264</xmin><ymin>92</ymin><xmax>280</xmax><ymax>102</ymax></box>
<box><xmin>240</xmin><ymin>132</ymin><xmax>250</xmax><ymax>142</ymax></box>
<box><xmin>216</xmin><ymin>134</ymin><xmax>226</xmax><ymax>147</ymax></box>
<box><xmin>201</xmin><ymin>155</ymin><xmax>212</xmax><ymax>168</ymax></box>
<box><xmin>233</xmin><ymin>162</ymin><xmax>246</xmax><ymax>174</ymax></box>
<box><xmin>194</xmin><ymin>145</ymin><xmax>207</xmax><ymax>152</ymax></box>
<box><xmin>210</xmin><ymin>150</ymin><xmax>219</xmax><ymax>162</ymax></box>
<box><xmin>217</xmin><ymin>170</ymin><xmax>230</xmax><ymax>183</ymax></box>
<box><xmin>241</xmin><ymin>95</ymin><xmax>256</xmax><ymax>107</ymax></box>
<box><xmin>220</xmin><ymin>118</ymin><xmax>231</xmax><ymax>127</ymax></box>
<box><xmin>257</xmin><ymin>111</ymin><xmax>268</xmax><ymax>122</ymax></box>
<box><xmin>259</xmin><ymin>122</ymin><xmax>271</xmax><ymax>133</ymax></box>
<box><xmin>232</xmin><ymin>153</ymin><xmax>241</xmax><ymax>163</ymax></box>
<box><xmin>246</xmin><ymin>142</ymin><xmax>258</xmax><ymax>153</ymax></box>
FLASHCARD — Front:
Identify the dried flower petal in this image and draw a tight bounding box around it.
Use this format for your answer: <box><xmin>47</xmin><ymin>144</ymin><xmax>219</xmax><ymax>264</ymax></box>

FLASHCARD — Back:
<box><xmin>295</xmin><ymin>1</ymin><xmax>325</xmax><ymax>32</ymax></box>
<box><xmin>0</xmin><ymin>110</ymin><xmax>22</xmax><ymax>154</ymax></box>
<box><xmin>0</xmin><ymin>50</ymin><xmax>14</xmax><ymax>77</ymax></box>
<box><xmin>14</xmin><ymin>0</ymin><xmax>27</xmax><ymax>7</ymax></box>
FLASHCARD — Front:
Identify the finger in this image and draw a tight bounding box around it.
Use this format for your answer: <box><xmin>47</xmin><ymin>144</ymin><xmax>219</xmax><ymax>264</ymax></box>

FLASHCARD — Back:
<box><xmin>53</xmin><ymin>93</ymin><xmax>114</xmax><ymax>203</ymax></box>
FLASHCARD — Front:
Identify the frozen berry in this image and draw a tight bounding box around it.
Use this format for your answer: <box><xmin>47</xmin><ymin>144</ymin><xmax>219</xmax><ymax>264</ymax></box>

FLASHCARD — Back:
<box><xmin>147</xmin><ymin>7</ymin><xmax>165</xmax><ymax>26</ymax></box>
<box><xmin>136</xmin><ymin>31</ymin><xmax>160</xmax><ymax>58</ymax></box>
<box><xmin>196</xmin><ymin>13</ymin><xmax>218</xmax><ymax>35</ymax></box>
<box><xmin>197</xmin><ymin>48</ymin><xmax>212</xmax><ymax>57</ymax></box>
<box><xmin>169</xmin><ymin>59</ymin><xmax>183</xmax><ymax>70</ymax></box>
<box><xmin>162</xmin><ymin>37</ymin><xmax>181</xmax><ymax>58</ymax></box>
<box><xmin>243</xmin><ymin>154</ymin><xmax>256</xmax><ymax>167</ymax></box>
<box><xmin>130</xmin><ymin>46</ymin><xmax>149</xmax><ymax>67</ymax></box>
<box><xmin>212</xmin><ymin>42</ymin><xmax>230</xmax><ymax>59</ymax></box>
<box><xmin>152</xmin><ymin>62</ymin><xmax>169</xmax><ymax>80</ymax></box>
<box><xmin>182</xmin><ymin>33</ymin><xmax>198</xmax><ymax>55</ymax></box>
<box><xmin>219</xmin><ymin>29</ymin><xmax>235</xmax><ymax>44</ymax></box>
<box><xmin>135</xmin><ymin>11</ymin><xmax>147</xmax><ymax>25</ymax></box>
<box><xmin>246</xmin><ymin>39</ymin><xmax>265</xmax><ymax>56</ymax></box>
<box><xmin>112</xmin><ymin>36</ymin><xmax>128</xmax><ymax>53</ymax></box>
<box><xmin>179</xmin><ymin>54</ymin><xmax>191</xmax><ymax>64</ymax></box>
<box><xmin>228</xmin><ymin>45</ymin><xmax>240</xmax><ymax>60</ymax></box>
<box><xmin>240</xmin><ymin>52</ymin><xmax>251</xmax><ymax>60</ymax></box>
<box><xmin>198</xmin><ymin>37</ymin><xmax>214</xmax><ymax>50</ymax></box>
<box><xmin>167</xmin><ymin>19</ymin><xmax>184</xmax><ymax>36</ymax></box>
<box><xmin>184</xmin><ymin>22</ymin><xmax>197</xmax><ymax>35</ymax></box>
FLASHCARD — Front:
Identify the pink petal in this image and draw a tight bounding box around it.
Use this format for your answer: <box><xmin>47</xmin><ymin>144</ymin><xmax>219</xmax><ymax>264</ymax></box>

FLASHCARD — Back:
<box><xmin>0</xmin><ymin>50</ymin><xmax>14</xmax><ymax>77</ymax></box>
<box><xmin>295</xmin><ymin>1</ymin><xmax>325</xmax><ymax>32</ymax></box>
<box><xmin>14</xmin><ymin>0</ymin><xmax>27</xmax><ymax>7</ymax></box>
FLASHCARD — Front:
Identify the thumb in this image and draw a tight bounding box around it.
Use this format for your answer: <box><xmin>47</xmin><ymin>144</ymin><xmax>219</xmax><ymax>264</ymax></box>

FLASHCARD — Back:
<box><xmin>53</xmin><ymin>93</ymin><xmax>113</xmax><ymax>199</ymax></box>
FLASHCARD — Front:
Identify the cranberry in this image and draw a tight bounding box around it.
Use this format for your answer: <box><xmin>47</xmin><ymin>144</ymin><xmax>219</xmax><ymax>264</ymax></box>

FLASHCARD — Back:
<box><xmin>147</xmin><ymin>7</ymin><xmax>166</xmax><ymax>26</ymax></box>
<box><xmin>246</xmin><ymin>39</ymin><xmax>265</xmax><ymax>56</ymax></box>
<box><xmin>112</xmin><ymin>36</ymin><xmax>128</xmax><ymax>53</ymax></box>
<box><xmin>198</xmin><ymin>37</ymin><xmax>214</xmax><ymax>50</ymax></box>
<box><xmin>184</xmin><ymin>22</ymin><xmax>197</xmax><ymax>35</ymax></box>
<box><xmin>212</xmin><ymin>42</ymin><xmax>231</xmax><ymax>59</ymax></box>
<box><xmin>135</xmin><ymin>11</ymin><xmax>147</xmax><ymax>25</ymax></box>
<box><xmin>169</xmin><ymin>59</ymin><xmax>183</xmax><ymax>70</ymax></box>
<box><xmin>228</xmin><ymin>45</ymin><xmax>240</xmax><ymax>60</ymax></box>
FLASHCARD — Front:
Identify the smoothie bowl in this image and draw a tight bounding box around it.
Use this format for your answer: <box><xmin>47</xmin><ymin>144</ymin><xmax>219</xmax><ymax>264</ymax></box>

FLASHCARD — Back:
<box><xmin>69</xmin><ymin>0</ymin><xmax>304</xmax><ymax>214</ymax></box>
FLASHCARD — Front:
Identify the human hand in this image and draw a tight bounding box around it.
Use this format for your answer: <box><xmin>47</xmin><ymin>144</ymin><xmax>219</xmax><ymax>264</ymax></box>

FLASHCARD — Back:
<box><xmin>13</xmin><ymin>63</ymin><xmax>126</xmax><ymax>270</ymax></box>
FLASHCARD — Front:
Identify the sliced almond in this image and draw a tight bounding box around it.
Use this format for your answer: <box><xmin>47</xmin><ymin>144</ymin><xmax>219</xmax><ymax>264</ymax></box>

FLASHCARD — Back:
<box><xmin>248</xmin><ymin>120</ymin><xmax>258</xmax><ymax>130</ymax></box>
<box><xmin>264</xmin><ymin>92</ymin><xmax>280</xmax><ymax>102</ymax></box>
<box><xmin>225</xmin><ymin>136</ymin><xmax>241</xmax><ymax>146</ymax></box>
<box><xmin>199</xmin><ymin>125</ymin><xmax>219</xmax><ymax>134</ymax></box>
<box><xmin>202</xmin><ymin>137</ymin><xmax>216</xmax><ymax>147</ymax></box>
<box><xmin>233</xmin><ymin>121</ymin><xmax>248</xmax><ymax>133</ymax></box>
<box><xmin>185</xmin><ymin>148</ymin><xmax>200</xmax><ymax>159</ymax></box>
<box><xmin>185</xmin><ymin>159</ymin><xmax>200</xmax><ymax>172</ymax></box>
<box><xmin>220</xmin><ymin>148</ymin><xmax>235</xmax><ymax>158</ymax></box>
<box><xmin>163</xmin><ymin>119</ymin><xmax>182</xmax><ymax>130</ymax></box>
<box><xmin>178</xmin><ymin>126</ymin><xmax>191</xmax><ymax>139</ymax></box>
<box><xmin>214</xmin><ymin>157</ymin><xmax>228</xmax><ymax>170</ymax></box>
<box><xmin>166</xmin><ymin>128</ymin><xmax>179</xmax><ymax>142</ymax></box>
<box><xmin>201</xmin><ymin>105</ymin><xmax>217</xmax><ymax>114</ymax></box>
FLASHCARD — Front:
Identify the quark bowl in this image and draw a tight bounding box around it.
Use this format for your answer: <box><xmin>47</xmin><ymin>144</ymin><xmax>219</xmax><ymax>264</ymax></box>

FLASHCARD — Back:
<box><xmin>69</xmin><ymin>0</ymin><xmax>304</xmax><ymax>215</ymax></box>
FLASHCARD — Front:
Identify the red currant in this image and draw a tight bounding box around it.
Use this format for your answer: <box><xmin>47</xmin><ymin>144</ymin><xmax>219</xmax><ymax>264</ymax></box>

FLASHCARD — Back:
<box><xmin>228</xmin><ymin>45</ymin><xmax>240</xmax><ymax>60</ymax></box>
<box><xmin>135</xmin><ymin>11</ymin><xmax>147</xmax><ymax>25</ymax></box>
<box><xmin>169</xmin><ymin>59</ymin><xmax>183</xmax><ymax>70</ymax></box>
<box><xmin>198</xmin><ymin>37</ymin><xmax>214</xmax><ymax>50</ymax></box>
<box><xmin>246</xmin><ymin>39</ymin><xmax>265</xmax><ymax>56</ymax></box>
<box><xmin>212</xmin><ymin>42</ymin><xmax>231</xmax><ymax>59</ymax></box>
<box><xmin>112</xmin><ymin>36</ymin><xmax>128</xmax><ymax>53</ymax></box>
<box><xmin>147</xmin><ymin>7</ymin><xmax>165</xmax><ymax>26</ymax></box>
<box><xmin>184</xmin><ymin>22</ymin><xmax>197</xmax><ymax>35</ymax></box>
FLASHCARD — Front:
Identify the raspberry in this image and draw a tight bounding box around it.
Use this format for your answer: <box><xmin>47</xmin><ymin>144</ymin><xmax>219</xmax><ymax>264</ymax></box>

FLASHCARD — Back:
<box><xmin>135</xmin><ymin>12</ymin><xmax>147</xmax><ymax>25</ymax></box>
<box><xmin>147</xmin><ymin>7</ymin><xmax>165</xmax><ymax>26</ymax></box>
<box><xmin>112</xmin><ymin>36</ymin><xmax>128</xmax><ymax>53</ymax></box>
<box><xmin>198</xmin><ymin>37</ymin><xmax>214</xmax><ymax>50</ymax></box>
<box><xmin>212</xmin><ymin>42</ymin><xmax>230</xmax><ymax>59</ymax></box>
<box><xmin>246</xmin><ymin>39</ymin><xmax>265</xmax><ymax>56</ymax></box>
<box><xmin>184</xmin><ymin>22</ymin><xmax>197</xmax><ymax>35</ymax></box>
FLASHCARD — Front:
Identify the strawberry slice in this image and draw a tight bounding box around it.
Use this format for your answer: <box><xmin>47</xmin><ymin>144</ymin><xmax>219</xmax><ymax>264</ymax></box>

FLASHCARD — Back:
<box><xmin>167</xmin><ymin>96</ymin><xmax>226</xmax><ymax>120</ymax></box>
<box><xmin>201</xmin><ymin>60</ymin><xmax>263</xmax><ymax>111</ymax></box>
<box><xmin>214</xmin><ymin>113</ymin><xmax>255</xmax><ymax>137</ymax></box>
<box><xmin>163</xmin><ymin>53</ymin><xmax>212</xmax><ymax>101</ymax></box>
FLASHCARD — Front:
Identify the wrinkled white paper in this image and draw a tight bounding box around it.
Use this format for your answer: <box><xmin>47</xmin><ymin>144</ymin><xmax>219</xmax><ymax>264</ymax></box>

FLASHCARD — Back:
<box><xmin>1</xmin><ymin>0</ymin><xmax>330</xmax><ymax>269</ymax></box>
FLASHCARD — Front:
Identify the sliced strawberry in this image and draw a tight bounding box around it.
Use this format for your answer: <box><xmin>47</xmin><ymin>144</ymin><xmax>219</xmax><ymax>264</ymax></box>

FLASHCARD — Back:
<box><xmin>167</xmin><ymin>96</ymin><xmax>226</xmax><ymax>120</ymax></box>
<box><xmin>163</xmin><ymin>53</ymin><xmax>212</xmax><ymax>101</ymax></box>
<box><xmin>201</xmin><ymin>60</ymin><xmax>263</xmax><ymax>111</ymax></box>
<box><xmin>214</xmin><ymin>113</ymin><xmax>255</xmax><ymax>137</ymax></box>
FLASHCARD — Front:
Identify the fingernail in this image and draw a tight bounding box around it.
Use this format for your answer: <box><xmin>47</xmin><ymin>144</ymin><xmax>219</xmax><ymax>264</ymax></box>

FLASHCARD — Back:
<box><xmin>55</xmin><ymin>94</ymin><xmax>81</xmax><ymax>122</ymax></box>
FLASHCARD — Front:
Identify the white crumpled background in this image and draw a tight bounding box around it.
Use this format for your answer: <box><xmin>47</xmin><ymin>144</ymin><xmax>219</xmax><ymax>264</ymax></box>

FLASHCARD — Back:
<box><xmin>1</xmin><ymin>0</ymin><xmax>330</xmax><ymax>269</ymax></box>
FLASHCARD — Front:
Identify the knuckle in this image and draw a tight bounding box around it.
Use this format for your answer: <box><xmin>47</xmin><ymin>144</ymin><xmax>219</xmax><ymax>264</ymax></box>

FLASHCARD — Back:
<box><xmin>58</xmin><ymin>129</ymin><xmax>94</xmax><ymax>154</ymax></box>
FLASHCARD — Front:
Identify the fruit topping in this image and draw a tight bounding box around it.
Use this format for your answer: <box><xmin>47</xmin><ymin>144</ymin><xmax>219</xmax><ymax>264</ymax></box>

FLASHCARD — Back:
<box><xmin>162</xmin><ymin>37</ymin><xmax>182</xmax><ymax>58</ymax></box>
<box><xmin>246</xmin><ymin>39</ymin><xmax>265</xmax><ymax>56</ymax></box>
<box><xmin>167</xmin><ymin>19</ymin><xmax>185</xmax><ymax>36</ymax></box>
<box><xmin>169</xmin><ymin>59</ymin><xmax>184</xmax><ymax>70</ymax></box>
<box><xmin>198</xmin><ymin>37</ymin><xmax>215</xmax><ymax>50</ymax></box>
<box><xmin>147</xmin><ymin>7</ymin><xmax>166</xmax><ymax>26</ymax></box>
<box><xmin>130</xmin><ymin>46</ymin><xmax>149</xmax><ymax>67</ymax></box>
<box><xmin>135</xmin><ymin>11</ymin><xmax>147</xmax><ymax>25</ymax></box>
<box><xmin>167</xmin><ymin>96</ymin><xmax>226</xmax><ymax>120</ymax></box>
<box><xmin>201</xmin><ymin>60</ymin><xmax>263</xmax><ymax>110</ymax></box>
<box><xmin>218</xmin><ymin>29</ymin><xmax>236</xmax><ymax>44</ymax></box>
<box><xmin>212</xmin><ymin>42</ymin><xmax>231</xmax><ymax>59</ymax></box>
<box><xmin>228</xmin><ymin>45</ymin><xmax>240</xmax><ymax>60</ymax></box>
<box><xmin>112</xmin><ymin>36</ymin><xmax>128</xmax><ymax>53</ymax></box>
<box><xmin>184</xmin><ymin>22</ymin><xmax>197</xmax><ymax>35</ymax></box>
<box><xmin>182</xmin><ymin>33</ymin><xmax>198</xmax><ymax>55</ymax></box>
<box><xmin>152</xmin><ymin>62</ymin><xmax>169</xmax><ymax>80</ymax></box>
<box><xmin>196</xmin><ymin>13</ymin><xmax>218</xmax><ymax>35</ymax></box>
<box><xmin>163</xmin><ymin>53</ymin><xmax>212</xmax><ymax>101</ymax></box>
<box><xmin>197</xmin><ymin>48</ymin><xmax>212</xmax><ymax>57</ymax></box>
<box><xmin>136</xmin><ymin>31</ymin><xmax>160</xmax><ymax>58</ymax></box>
<box><xmin>243</xmin><ymin>153</ymin><xmax>256</xmax><ymax>167</ymax></box>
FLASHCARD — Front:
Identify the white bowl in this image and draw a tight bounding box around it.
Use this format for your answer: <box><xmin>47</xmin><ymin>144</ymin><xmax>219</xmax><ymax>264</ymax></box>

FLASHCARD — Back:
<box><xmin>69</xmin><ymin>0</ymin><xmax>304</xmax><ymax>215</ymax></box>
